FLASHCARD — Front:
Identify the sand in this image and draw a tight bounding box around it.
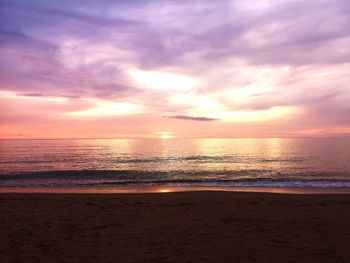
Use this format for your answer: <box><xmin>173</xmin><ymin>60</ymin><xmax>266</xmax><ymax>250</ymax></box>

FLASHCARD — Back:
<box><xmin>1</xmin><ymin>191</ymin><xmax>350</xmax><ymax>263</ymax></box>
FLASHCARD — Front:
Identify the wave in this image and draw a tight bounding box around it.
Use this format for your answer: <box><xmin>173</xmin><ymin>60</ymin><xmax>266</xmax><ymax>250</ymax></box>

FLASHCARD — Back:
<box><xmin>0</xmin><ymin>156</ymin><xmax>305</xmax><ymax>165</ymax></box>
<box><xmin>1</xmin><ymin>170</ymin><xmax>350</xmax><ymax>188</ymax></box>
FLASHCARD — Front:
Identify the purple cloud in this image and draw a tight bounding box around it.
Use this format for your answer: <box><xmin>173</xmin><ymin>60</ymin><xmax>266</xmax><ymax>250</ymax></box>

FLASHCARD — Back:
<box><xmin>1</xmin><ymin>0</ymin><xmax>350</xmax><ymax>137</ymax></box>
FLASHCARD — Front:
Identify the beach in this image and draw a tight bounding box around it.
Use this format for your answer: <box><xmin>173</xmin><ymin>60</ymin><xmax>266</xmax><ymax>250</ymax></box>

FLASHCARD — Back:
<box><xmin>1</xmin><ymin>191</ymin><xmax>350</xmax><ymax>262</ymax></box>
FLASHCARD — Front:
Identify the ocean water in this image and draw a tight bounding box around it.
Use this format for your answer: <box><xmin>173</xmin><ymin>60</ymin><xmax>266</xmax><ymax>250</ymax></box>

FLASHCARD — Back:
<box><xmin>1</xmin><ymin>138</ymin><xmax>350</xmax><ymax>188</ymax></box>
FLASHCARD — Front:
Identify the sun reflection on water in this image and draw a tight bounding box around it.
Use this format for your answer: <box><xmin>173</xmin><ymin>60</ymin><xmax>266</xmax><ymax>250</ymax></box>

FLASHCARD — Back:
<box><xmin>159</xmin><ymin>189</ymin><xmax>170</xmax><ymax>193</ymax></box>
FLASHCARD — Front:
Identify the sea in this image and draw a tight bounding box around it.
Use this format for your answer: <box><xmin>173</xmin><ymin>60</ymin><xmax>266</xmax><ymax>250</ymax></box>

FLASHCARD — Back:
<box><xmin>1</xmin><ymin>138</ymin><xmax>350</xmax><ymax>189</ymax></box>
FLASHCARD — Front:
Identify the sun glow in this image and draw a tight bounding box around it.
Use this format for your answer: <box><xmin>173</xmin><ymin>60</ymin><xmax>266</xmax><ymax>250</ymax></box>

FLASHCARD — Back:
<box><xmin>155</xmin><ymin>131</ymin><xmax>176</xmax><ymax>139</ymax></box>
<box><xmin>187</xmin><ymin>106</ymin><xmax>299</xmax><ymax>123</ymax></box>
<box><xmin>128</xmin><ymin>69</ymin><xmax>199</xmax><ymax>91</ymax></box>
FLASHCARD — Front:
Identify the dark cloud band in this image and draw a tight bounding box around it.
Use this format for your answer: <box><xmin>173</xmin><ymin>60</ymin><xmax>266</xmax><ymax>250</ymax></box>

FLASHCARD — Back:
<box><xmin>165</xmin><ymin>115</ymin><xmax>219</xmax><ymax>122</ymax></box>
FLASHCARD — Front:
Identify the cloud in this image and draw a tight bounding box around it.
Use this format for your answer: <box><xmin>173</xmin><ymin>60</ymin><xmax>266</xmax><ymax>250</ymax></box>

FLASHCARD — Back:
<box><xmin>165</xmin><ymin>115</ymin><xmax>219</xmax><ymax>122</ymax></box>
<box><xmin>1</xmin><ymin>0</ymin><xmax>350</xmax><ymax>137</ymax></box>
<box><xmin>17</xmin><ymin>93</ymin><xmax>43</xmax><ymax>97</ymax></box>
<box><xmin>0</xmin><ymin>133</ymin><xmax>26</xmax><ymax>137</ymax></box>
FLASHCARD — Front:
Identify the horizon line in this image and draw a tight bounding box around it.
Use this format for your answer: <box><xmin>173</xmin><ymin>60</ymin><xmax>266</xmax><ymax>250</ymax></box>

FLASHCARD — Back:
<box><xmin>1</xmin><ymin>136</ymin><xmax>350</xmax><ymax>140</ymax></box>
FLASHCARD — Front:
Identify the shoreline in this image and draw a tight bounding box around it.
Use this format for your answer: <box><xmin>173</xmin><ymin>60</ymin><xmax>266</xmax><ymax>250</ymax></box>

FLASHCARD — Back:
<box><xmin>1</xmin><ymin>186</ymin><xmax>350</xmax><ymax>194</ymax></box>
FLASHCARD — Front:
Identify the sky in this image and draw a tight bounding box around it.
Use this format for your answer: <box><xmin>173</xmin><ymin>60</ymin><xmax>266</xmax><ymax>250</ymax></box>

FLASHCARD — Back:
<box><xmin>1</xmin><ymin>0</ymin><xmax>350</xmax><ymax>139</ymax></box>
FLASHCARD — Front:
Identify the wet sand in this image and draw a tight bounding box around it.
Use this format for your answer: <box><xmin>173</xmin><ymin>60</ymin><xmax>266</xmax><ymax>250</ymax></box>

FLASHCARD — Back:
<box><xmin>1</xmin><ymin>191</ymin><xmax>350</xmax><ymax>262</ymax></box>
